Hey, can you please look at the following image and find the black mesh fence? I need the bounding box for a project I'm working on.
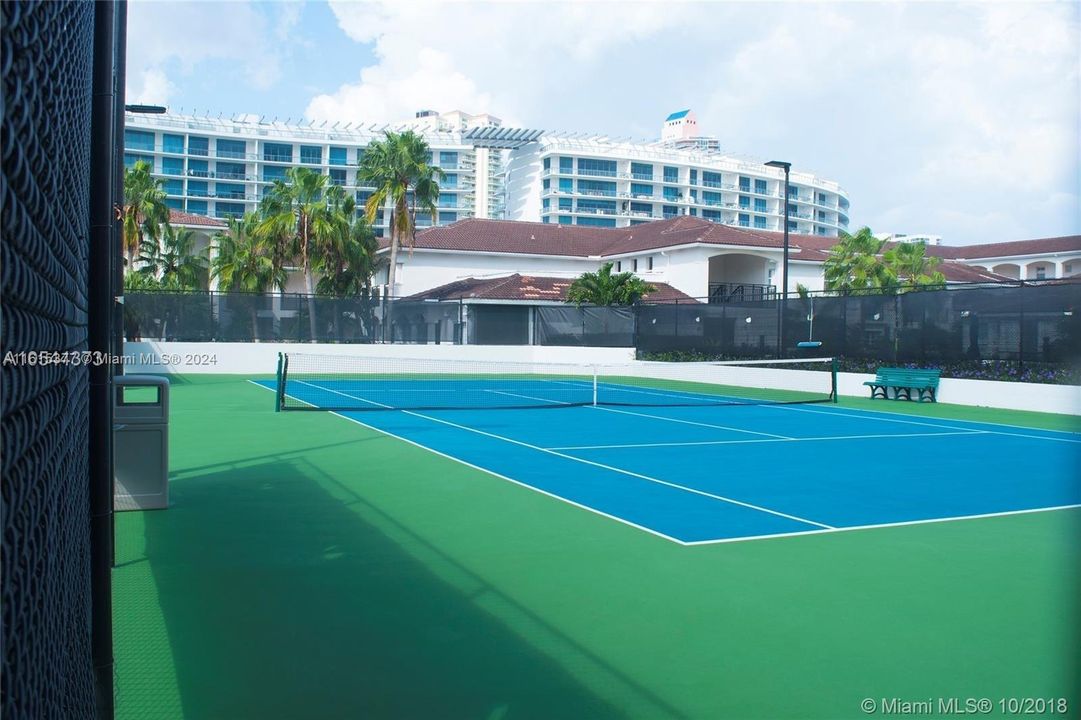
[2,1,98,717]
[534,306,634,346]
[123,283,1081,380]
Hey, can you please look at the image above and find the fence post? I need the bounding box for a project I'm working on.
[1018,281,1025,374]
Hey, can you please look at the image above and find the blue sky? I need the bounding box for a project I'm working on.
[127,1,1080,246]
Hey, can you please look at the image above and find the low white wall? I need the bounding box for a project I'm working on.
[123,341,635,376]
[123,342,1080,416]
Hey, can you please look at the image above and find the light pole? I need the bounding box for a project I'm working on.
[765,160,791,358]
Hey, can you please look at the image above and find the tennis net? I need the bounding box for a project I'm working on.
[275,353,838,412]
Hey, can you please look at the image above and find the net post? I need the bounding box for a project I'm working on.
[275,353,285,412]
[592,365,598,406]
[831,356,839,403]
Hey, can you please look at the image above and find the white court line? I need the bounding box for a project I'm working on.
[486,389,792,439]
[248,381,688,545]
[555,378,1081,444]
[550,430,988,451]
[592,405,795,439]
[254,379,1080,546]
[681,503,1081,546]
[300,381,833,530]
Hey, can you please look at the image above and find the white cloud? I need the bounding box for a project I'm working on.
[125,1,296,103]
[306,0,694,124]
[127,67,176,106]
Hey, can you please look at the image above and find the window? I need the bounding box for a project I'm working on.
[163,134,184,154]
[187,180,208,197]
[630,183,653,198]
[577,179,616,196]
[263,142,292,162]
[543,157,551,171]
[124,129,155,151]
[818,210,827,221]
[738,213,750,227]
[558,177,573,193]
[262,165,287,182]
[630,202,652,214]
[629,220,649,226]
[438,211,457,224]
[1036,267,1046,279]
[663,166,678,183]
[689,169,697,185]
[738,195,750,209]
[754,179,767,194]
[414,212,432,226]
[355,190,373,205]
[1065,263,1074,274]
[788,220,797,231]
[662,205,680,218]
[216,162,246,180]
[663,187,680,201]
[542,198,550,212]
[578,158,617,177]
[123,153,152,169]
[162,157,184,176]
[647,256,654,270]
[215,182,244,199]
[165,197,183,210]
[788,203,797,214]
[214,202,245,219]
[754,216,767,229]
[559,156,573,174]
[217,139,246,159]
[356,148,366,165]
[438,195,456,208]
[542,178,550,191]
[577,198,615,213]
[188,136,209,156]
[329,168,346,186]
[300,145,322,164]
[439,151,458,168]
[702,171,721,187]
[818,193,828,204]
[738,176,750,192]
[703,209,721,221]
[442,173,458,189]
[703,191,721,206]
[689,191,697,203]
[329,147,347,166]
[690,208,697,217]
[558,215,573,225]
[163,179,182,196]
[787,185,798,199]
[632,259,638,272]
[616,261,622,271]
[754,198,767,212]
[186,199,207,214]
[559,197,573,211]
[630,162,653,180]
[188,159,208,177]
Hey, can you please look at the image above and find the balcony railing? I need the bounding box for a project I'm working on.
[708,282,776,304]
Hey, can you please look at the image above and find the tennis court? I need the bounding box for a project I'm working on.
[257,354,1081,545]
[113,369,1081,720]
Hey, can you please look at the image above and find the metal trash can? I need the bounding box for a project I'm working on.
[114,375,170,511]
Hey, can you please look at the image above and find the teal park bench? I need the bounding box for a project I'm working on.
[864,367,941,403]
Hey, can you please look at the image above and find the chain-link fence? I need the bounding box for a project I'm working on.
[124,281,1081,380]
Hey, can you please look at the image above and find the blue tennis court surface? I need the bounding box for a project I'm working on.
[255,378,1081,544]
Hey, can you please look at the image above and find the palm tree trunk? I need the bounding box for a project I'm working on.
[385,218,400,340]
[301,217,319,342]
[250,306,260,342]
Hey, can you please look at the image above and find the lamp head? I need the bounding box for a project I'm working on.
[765,160,791,171]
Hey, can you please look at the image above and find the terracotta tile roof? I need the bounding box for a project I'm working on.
[406,273,698,303]
[936,262,1014,283]
[383,218,1079,266]
[168,209,227,228]
[925,235,1081,260]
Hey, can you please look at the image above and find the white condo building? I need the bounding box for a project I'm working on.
[124,108,850,238]
[122,109,514,235]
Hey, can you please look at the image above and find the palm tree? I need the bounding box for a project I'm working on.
[883,241,946,289]
[315,189,378,296]
[258,167,337,340]
[356,131,446,300]
[122,160,170,269]
[138,224,208,290]
[823,227,893,293]
[566,263,656,306]
[211,214,284,341]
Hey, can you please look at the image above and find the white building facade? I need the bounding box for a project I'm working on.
[122,109,508,236]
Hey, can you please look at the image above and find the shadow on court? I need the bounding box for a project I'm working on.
[127,457,682,720]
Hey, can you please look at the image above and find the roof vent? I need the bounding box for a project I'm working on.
[530,234,535,240]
